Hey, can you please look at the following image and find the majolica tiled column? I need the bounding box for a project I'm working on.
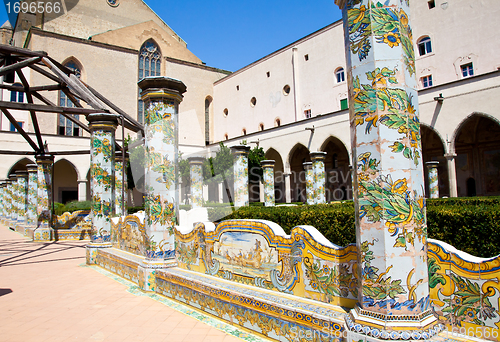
[26,164,38,235]
[15,170,28,231]
[303,162,314,205]
[231,145,250,208]
[115,151,128,217]
[4,178,13,223]
[261,160,275,207]
[10,174,19,224]
[138,77,186,285]
[86,114,118,264]
[188,157,205,209]
[0,182,5,222]
[34,155,54,241]
[310,152,326,204]
[335,0,442,339]
[426,161,439,199]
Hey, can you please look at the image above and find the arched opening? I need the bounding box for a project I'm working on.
[7,158,34,177]
[421,125,449,197]
[320,136,351,201]
[453,114,500,196]
[53,159,78,204]
[288,144,310,203]
[265,148,285,203]
[138,39,162,124]
[205,96,212,145]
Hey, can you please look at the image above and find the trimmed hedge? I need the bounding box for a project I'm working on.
[209,198,500,258]
[54,201,91,215]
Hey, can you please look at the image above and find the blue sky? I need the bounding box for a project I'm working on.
[0,0,343,72]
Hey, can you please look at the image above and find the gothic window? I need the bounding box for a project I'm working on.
[58,61,81,136]
[138,40,162,124]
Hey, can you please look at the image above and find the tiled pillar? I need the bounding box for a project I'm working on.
[445,153,457,197]
[303,162,314,205]
[34,155,54,241]
[231,145,250,208]
[5,178,14,223]
[138,77,186,287]
[425,161,440,199]
[26,164,38,230]
[11,174,20,224]
[115,151,129,217]
[0,182,5,221]
[261,160,275,207]
[86,114,119,264]
[15,170,28,230]
[335,0,442,339]
[188,157,204,209]
[310,152,326,204]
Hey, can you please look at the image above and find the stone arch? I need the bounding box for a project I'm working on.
[421,124,449,197]
[451,113,500,196]
[7,157,35,177]
[53,159,78,204]
[287,143,310,203]
[320,136,351,201]
[265,148,285,203]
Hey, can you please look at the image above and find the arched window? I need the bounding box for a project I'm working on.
[418,37,432,56]
[10,83,24,102]
[205,97,212,145]
[242,128,247,136]
[259,123,264,131]
[335,67,345,83]
[275,118,281,127]
[138,40,162,124]
[58,61,81,136]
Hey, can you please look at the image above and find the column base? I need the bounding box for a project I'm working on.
[86,242,112,265]
[33,227,54,242]
[138,257,177,292]
[24,226,36,239]
[344,304,444,340]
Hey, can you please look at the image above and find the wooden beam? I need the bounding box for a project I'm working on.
[0,56,41,76]
[1,108,40,152]
[29,64,63,84]
[42,57,105,109]
[16,69,44,151]
[0,100,108,115]
[0,83,61,92]
[0,150,36,155]
[84,82,144,133]
[0,45,48,58]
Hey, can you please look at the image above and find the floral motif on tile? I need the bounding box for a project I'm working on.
[347,0,415,75]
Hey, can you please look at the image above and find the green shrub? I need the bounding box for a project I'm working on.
[64,201,92,212]
[54,202,65,216]
[128,205,144,214]
[206,198,500,257]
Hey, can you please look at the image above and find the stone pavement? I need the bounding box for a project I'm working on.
[0,224,269,342]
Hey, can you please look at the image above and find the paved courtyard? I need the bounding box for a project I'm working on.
[0,224,266,342]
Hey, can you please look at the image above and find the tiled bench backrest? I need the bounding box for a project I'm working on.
[175,219,359,308]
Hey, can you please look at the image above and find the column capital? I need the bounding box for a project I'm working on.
[26,164,38,173]
[187,156,205,165]
[444,153,457,160]
[87,113,120,131]
[310,151,327,161]
[302,161,313,170]
[138,76,187,103]
[14,170,28,178]
[115,151,129,162]
[8,174,16,181]
[231,145,250,156]
[35,154,54,164]
[260,160,275,169]
[425,161,440,168]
